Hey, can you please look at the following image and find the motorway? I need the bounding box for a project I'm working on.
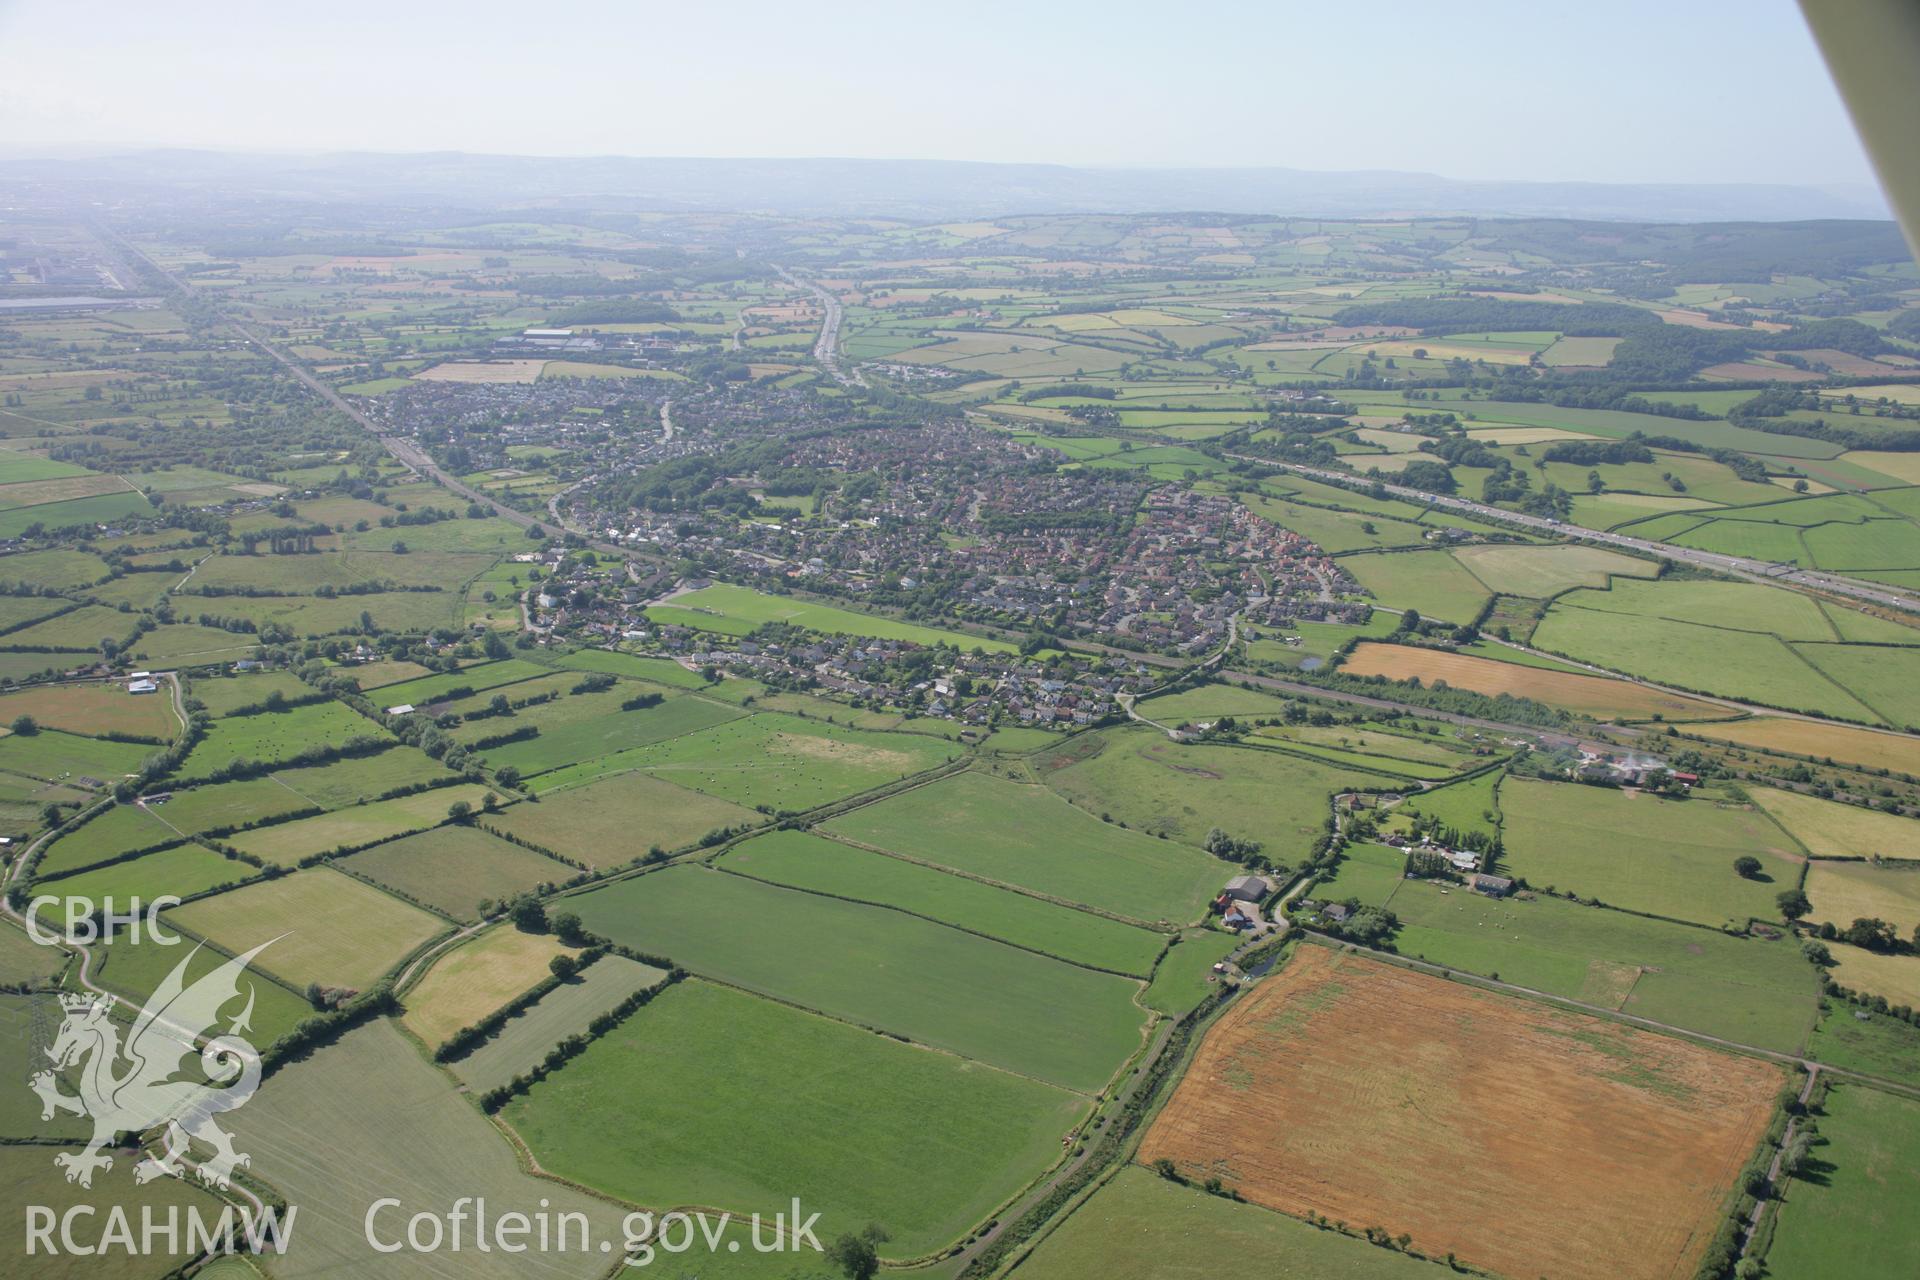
[1220,449,1920,613]
[774,264,864,387]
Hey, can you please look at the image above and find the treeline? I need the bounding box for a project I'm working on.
[546,300,683,325]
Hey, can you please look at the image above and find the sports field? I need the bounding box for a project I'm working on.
[1766,1084,1920,1280]
[507,979,1085,1258]
[1500,779,1802,926]
[1339,642,1736,721]
[565,865,1145,1092]
[719,828,1167,975]
[822,768,1222,923]
[168,867,447,991]
[1138,946,1783,1280]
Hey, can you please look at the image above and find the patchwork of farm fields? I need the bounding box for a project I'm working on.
[1139,946,1785,1280]
[566,865,1146,1092]
[1338,641,1738,721]
[1500,778,1802,927]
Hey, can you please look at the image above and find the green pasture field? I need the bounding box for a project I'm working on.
[649,582,1017,652]
[1035,728,1380,872]
[1244,733,1460,780]
[1347,392,1845,459]
[268,745,459,808]
[1451,543,1658,596]
[1015,1165,1440,1280]
[483,769,755,866]
[399,924,574,1047]
[751,688,968,738]
[40,843,256,919]
[0,602,141,651]
[1342,550,1492,622]
[719,829,1166,975]
[1793,643,1920,729]
[1140,929,1243,1016]
[0,595,66,632]
[0,727,154,783]
[126,623,260,667]
[228,1019,628,1280]
[1253,721,1473,770]
[1389,880,1819,1053]
[86,930,313,1049]
[343,824,568,921]
[1239,491,1429,552]
[1315,842,1407,907]
[472,692,747,776]
[1767,1084,1920,1279]
[1394,770,1502,835]
[368,657,550,706]
[506,979,1086,1259]
[34,802,175,876]
[1136,683,1299,722]
[1807,1004,1920,1088]
[823,769,1222,924]
[0,681,176,738]
[229,781,495,865]
[0,490,153,537]
[0,549,109,589]
[566,866,1145,1092]
[542,646,712,689]
[341,657,434,689]
[1751,785,1920,863]
[451,953,667,1096]
[197,589,466,636]
[546,711,960,809]
[168,867,447,991]
[1532,600,1882,723]
[1242,615,1401,671]
[0,995,89,1139]
[0,923,63,987]
[0,1144,230,1280]
[188,669,313,715]
[149,776,316,834]
[177,700,385,780]
[79,572,174,609]
[1501,779,1800,926]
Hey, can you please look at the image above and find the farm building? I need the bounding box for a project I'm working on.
[127,678,157,694]
[1473,874,1515,897]
[1222,899,1262,931]
[1223,874,1270,902]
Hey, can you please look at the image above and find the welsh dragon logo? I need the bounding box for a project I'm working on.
[31,941,272,1190]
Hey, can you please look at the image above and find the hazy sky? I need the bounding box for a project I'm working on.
[0,0,1878,188]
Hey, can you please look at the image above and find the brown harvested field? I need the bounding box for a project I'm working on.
[1683,716,1920,776]
[1139,947,1784,1280]
[413,359,547,384]
[1339,642,1737,722]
